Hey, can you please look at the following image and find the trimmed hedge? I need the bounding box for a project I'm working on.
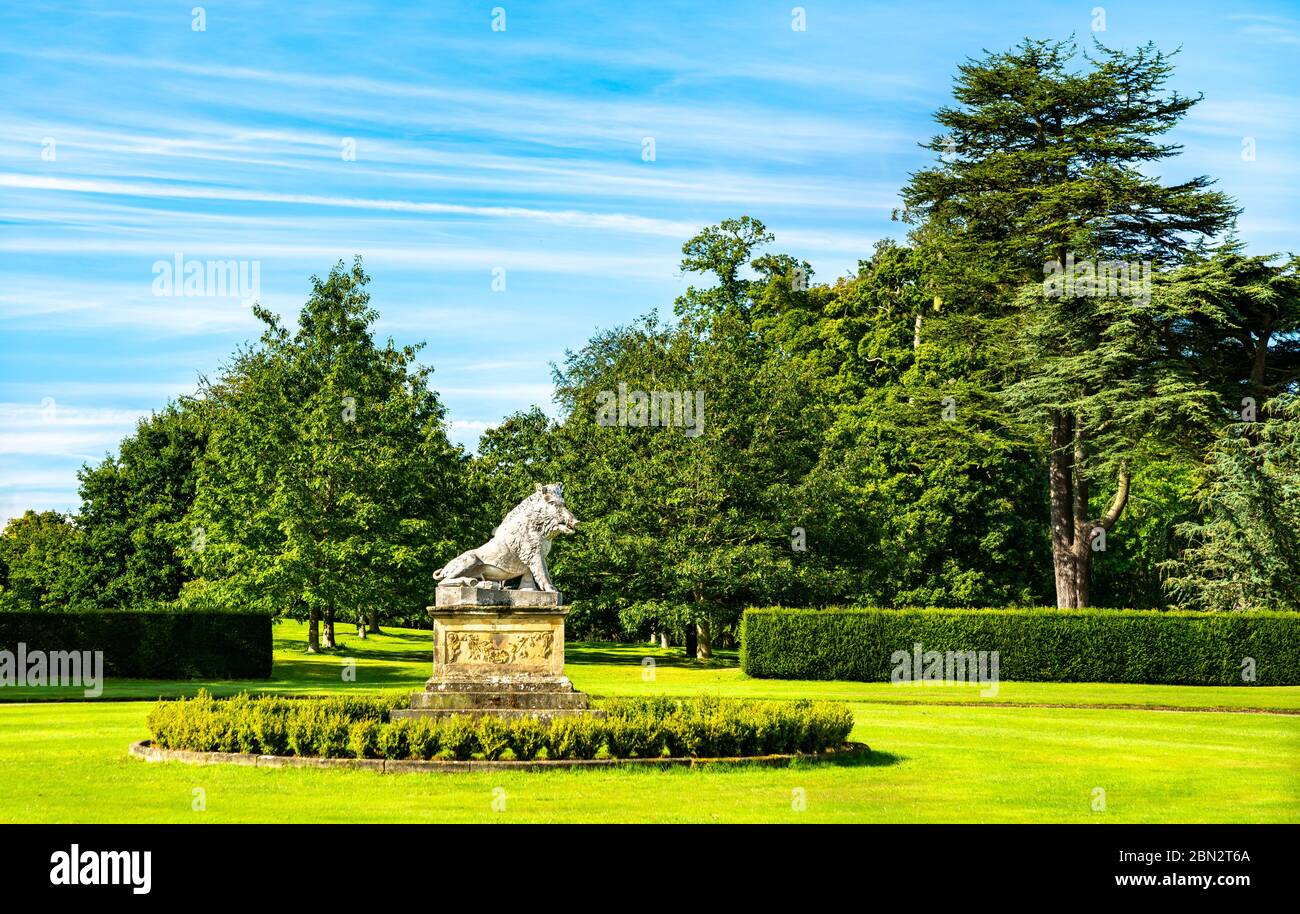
[740,606,1300,686]
[145,692,855,760]
[0,611,273,679]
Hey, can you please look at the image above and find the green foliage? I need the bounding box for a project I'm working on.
[348,719,383,759]
[1004,265,1224,490]
[376,717,412,760]
[475,715,511,760]
[0,611,272,679]
[0,511,81,612]
[405,717,441,760]
[545,716,603,760]
[545,300,826,645]
[602,715,666,758]
[1091,454,1199,608]
[250,702,289,756]
[1166,249,1300,406]
[506,716,548,760]
[792,253,1054,607]
[485,215,1075,641]
[437,714,479,760]
[286,704,351,758]
[469,406,561,533]
[185,258,477,636]
[70,403,208,610]
[146,694,853,759]
[600,696,852,757]
[147,691,402,755]
[741,607,1300,685]
[1164,397,1300,610]
[676,215,775,322]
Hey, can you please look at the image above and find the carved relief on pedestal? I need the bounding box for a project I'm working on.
[445,630,554,665]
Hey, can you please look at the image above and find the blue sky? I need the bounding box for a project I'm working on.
[2,0,1298,525]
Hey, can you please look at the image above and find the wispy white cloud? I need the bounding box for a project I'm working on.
[1183,96,1300,137]
[0,173,707,238]
[0,236,678,281]
[0,279,263,335]
[2,48,908,160]
[0,119,900,213]
[0,382,201,401]
[0,402,144,427]
[0,419,143,460]
[0,429,101,456]
[1227,14,1300,46]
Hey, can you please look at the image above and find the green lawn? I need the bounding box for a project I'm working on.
[2,621,1297,823]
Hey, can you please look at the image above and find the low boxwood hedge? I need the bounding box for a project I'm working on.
[145,691,855,760]
[0,611,273,679]
[740,606,1300,685]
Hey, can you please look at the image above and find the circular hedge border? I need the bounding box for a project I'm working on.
[130,739,870,773]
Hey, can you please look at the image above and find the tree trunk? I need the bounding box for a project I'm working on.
[659,632,669,649]
[367,608,381,635]
[684,624,698,659]
[1048,411,1081,607]
[356,617,367,639]
[696,621,713,660]
[307,606,321,654]
[322,606,336,649]
[1048,411,1130,608]
[1251,328,1271,390]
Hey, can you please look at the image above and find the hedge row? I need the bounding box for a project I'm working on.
[146,692,855,760]
[0,612,273,679]
[740,607,1300,685]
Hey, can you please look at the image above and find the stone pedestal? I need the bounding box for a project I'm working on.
[392,585,602,720]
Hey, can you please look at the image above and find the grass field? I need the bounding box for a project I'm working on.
[1,621,1297,823]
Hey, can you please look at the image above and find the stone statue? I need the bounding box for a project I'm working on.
[432,483,578,592]
[400,482,599,721]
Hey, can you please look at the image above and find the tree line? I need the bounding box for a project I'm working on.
[2,38,1297,654]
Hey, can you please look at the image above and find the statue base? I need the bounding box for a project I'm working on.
[392,586,603,721]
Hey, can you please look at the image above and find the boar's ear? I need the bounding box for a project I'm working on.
[552,483,564,498]
[534,482,544,494]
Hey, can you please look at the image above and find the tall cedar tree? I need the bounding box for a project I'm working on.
[902,39,1237,606]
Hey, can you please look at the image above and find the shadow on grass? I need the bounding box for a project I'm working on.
[271,627,431,672]
[819,749,905,769]
[567,642,739,670]
[273,627,429,655]
[692,748,904,772]
[273,644,430,664]
[270,658,425,688]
